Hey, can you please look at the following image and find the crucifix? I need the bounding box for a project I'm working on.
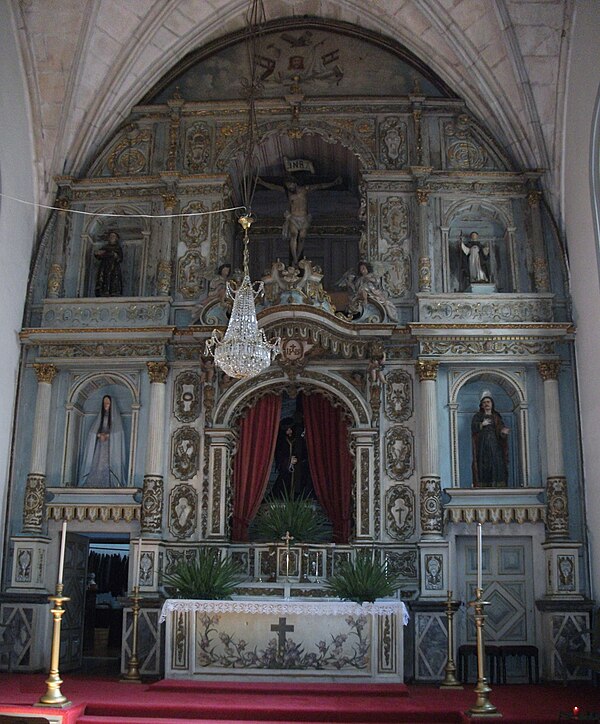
[270,616,295,660]
[282,530,294,580]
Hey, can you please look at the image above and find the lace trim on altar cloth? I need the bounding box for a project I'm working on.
[159,598,409,625]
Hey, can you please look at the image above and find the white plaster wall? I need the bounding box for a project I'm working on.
[0,3,36,568]
[563,0,600,600]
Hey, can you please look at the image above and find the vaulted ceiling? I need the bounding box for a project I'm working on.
[13,0,572,222]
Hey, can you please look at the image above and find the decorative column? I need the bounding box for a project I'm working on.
[528,191,550,293]
[416,188,432,292]
[205,429,236,540]
[157,193,177,296]
[46,196,69,298]
[417,359,442,539]
[538,361,568,540]
[23,364,58,533]
[350,429,378,541]
[141,362,169,536]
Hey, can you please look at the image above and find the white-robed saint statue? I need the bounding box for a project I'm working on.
[80,394,127,488]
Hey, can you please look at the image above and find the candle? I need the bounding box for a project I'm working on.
[476,523,483,591]
[57,521,67,585]
[133,537,142,589]
[447,547,453,595]
[573,706,580,718]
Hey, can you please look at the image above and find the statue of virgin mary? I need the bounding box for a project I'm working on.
[80,395,127,488]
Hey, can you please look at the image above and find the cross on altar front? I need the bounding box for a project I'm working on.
[271,616,294,657]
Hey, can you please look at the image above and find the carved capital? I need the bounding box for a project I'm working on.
[546,476,569,539]
[23,473,46,533]
[141,475,164,533]
[416,359,439,382]
[527,190,542,207]
[419,477,443,536]
[156,259,172,296]
[415,188,430,206]
[33,363,58,385]
[147,361,169,384]
[46,264,64,298]
[56,197,70,210]
[538,360,561,381]
[162,193,178,211]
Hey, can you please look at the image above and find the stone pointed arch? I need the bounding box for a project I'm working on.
[448,367,529,488]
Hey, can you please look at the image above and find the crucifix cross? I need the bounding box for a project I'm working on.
[270,616,294,657]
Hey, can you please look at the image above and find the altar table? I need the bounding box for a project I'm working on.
[160,598,408,681]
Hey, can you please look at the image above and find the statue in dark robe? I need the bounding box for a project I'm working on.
[471,391,510,487]
[95,230,123,297]
[271,418,312,498]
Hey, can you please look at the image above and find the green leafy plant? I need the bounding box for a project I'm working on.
[252,490,332,543]
[162,548,241,600]
[324,554,403,603]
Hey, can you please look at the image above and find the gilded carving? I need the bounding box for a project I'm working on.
[15,547,33,583]
[385,550,417,579]
[47,503,141,523]
[379,118,407,168]
[157,259,172,296]
[147,361,169,384]
[139,550,154,587]
[420,339,555,356]
[385,426,414,481]
[33,363,58,385]
[171,427,201,481]
[533,257,550,293]
[359,448,370,537]
[384,369,413,422]
[557,555,576,592]
[419,298,553,324]
[415,188,430,206]
[106,127,152,176]
[169,483,198,539]
[444,115,487,170]
[538,361,561,381]
[418,256,431,292]
[180,201,209,249]
[23,473,46,532]
[41,299,170,328]
[178,250,206,299]
[381,251,412,298]
[174,371,202,423]
[416,359,439,382]
[39,343,165,359]
[212,449,223,535]
[424,554,444,590]
[420,477,443,535]
[47,263,64,298]
[185,121,211,172]
[527,190,542,207]
[385,484,415,540]
[380,197,409,244]
[141,475,164,533]
[546,476,569,538]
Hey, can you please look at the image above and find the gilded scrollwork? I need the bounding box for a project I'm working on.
[385,484,415,540]
[419,477,443,536]
[39,343,165,359]
[184,121,211,172]
[385,426,414,481]
[420,338,555,356]
[418,256,431,292]
[169,483,198,539]
[106,126,152,176]
[171,427,201,481]
[538,360,561,381]
[174,371,202,423]
[380,197,409,244]
[379,118,407,168]
[444,115,487,170]
[33,363,58,385]
[179,201,209,249]
[546,476,569,539]
[177,250,206,300]
[384,369,413,422]
[385,549,417,579]
[141,475,164,534]
[147,361,169,384]
[419,298,553,324]
[23,474,45,532]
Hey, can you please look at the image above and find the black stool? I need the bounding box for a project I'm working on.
[457,644,502,683]
[499,644,539,683]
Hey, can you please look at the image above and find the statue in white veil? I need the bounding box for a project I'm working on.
[80,395,127,488]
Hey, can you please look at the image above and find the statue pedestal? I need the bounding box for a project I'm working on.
[160,598,407,681]
[467,283,496,294]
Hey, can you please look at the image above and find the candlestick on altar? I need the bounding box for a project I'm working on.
[36,583,71,707]
[466,587,501,718]
[57,521,67,586]
[440,590,463,689]
[120,585,143,683]
[476,523,483,592]
[133,537,142,589]
[282,530,293,581]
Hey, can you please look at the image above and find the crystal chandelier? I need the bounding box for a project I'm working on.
[205,215,280,379]
[204,0,280,379]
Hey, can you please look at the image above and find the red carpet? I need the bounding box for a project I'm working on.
[0,674,599,723]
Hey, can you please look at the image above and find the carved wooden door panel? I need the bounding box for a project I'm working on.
[458,535,534,646]
[60,533,88,671]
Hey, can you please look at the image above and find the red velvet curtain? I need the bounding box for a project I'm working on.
[232,394,282,541]
[303,393,352,543]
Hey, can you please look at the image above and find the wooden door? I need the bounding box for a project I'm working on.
[60,533,89,671]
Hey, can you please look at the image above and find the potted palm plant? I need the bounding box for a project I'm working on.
[162,547,241,599]
[324,554,403,604]
[252,490,332,543]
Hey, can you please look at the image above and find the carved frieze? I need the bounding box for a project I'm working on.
[385,426,414,481]
[379,118,407,168]
[171,427,201,481]
[174,371,202,423]
[385,550,417,579]
[384,369,413,422]
[39,343,165,359]
[41,299,171,328]
[419,338,555,357]
[380,197,410,244]
[385,484,415,540]
[169,483,198,539]
[418,296,553,324]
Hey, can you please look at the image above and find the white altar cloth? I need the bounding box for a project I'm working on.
[160,598,408,680]
[159,598,409,624]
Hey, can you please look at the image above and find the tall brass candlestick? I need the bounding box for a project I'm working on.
[466,588,501,718]
[36,583,71,707]
[120,585,143,683]
[440,591,463,689]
